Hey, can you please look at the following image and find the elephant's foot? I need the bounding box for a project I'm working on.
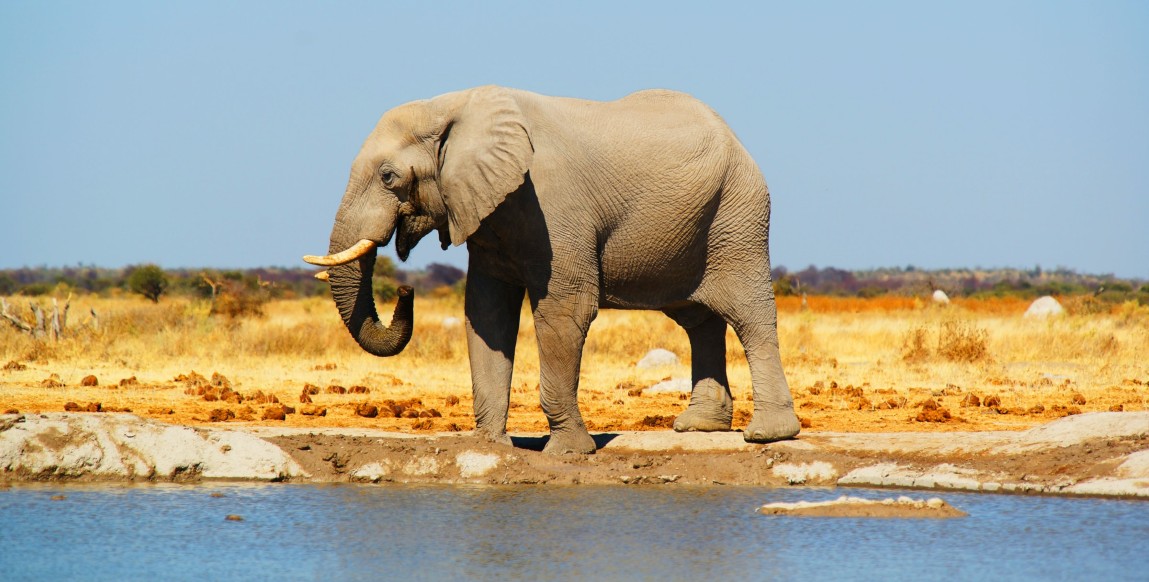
[542,429,597,455]
[473,427,513,447]
[673,380,733,432]
[743,408,801,443]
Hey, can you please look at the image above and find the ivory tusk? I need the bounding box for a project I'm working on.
[302,239,377,267]
[314,271,330,281]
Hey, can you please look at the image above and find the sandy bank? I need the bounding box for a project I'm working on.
[2,412,1146,498]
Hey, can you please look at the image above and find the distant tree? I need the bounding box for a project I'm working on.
[126,264,168,303]
[773,274,797,296]
[19,283,51,296]
[425,263,465,288]
[376,256,398,279]
[0,273,15,295]
[374,276,399,302]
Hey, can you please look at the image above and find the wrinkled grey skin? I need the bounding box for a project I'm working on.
[320,86,799,454]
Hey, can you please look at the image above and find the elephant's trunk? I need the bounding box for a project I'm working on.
[327,251,414,357]
[322,199,413,356]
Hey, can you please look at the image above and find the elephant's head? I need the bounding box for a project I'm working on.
[303,86,534,356]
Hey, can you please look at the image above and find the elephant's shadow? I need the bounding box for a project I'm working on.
[510,433,620,452]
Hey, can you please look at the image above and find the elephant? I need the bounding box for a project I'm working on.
[304,86,800,454]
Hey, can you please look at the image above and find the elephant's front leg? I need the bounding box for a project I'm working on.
[464,269,525,446]
[531,293,598,455]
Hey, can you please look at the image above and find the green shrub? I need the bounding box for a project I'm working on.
[18,282,51,297]
[126,264,169,303]
[374,277,399,302]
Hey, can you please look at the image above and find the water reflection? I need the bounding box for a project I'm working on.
[1,484,1146,581]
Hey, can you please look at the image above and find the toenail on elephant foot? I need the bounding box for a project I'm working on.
[743,410,801,443]
[673,408,733,433]
[542,431,597,455]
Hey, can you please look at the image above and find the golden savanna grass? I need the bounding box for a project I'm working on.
[1,292,1147,434]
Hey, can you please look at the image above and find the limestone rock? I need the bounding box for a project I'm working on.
[0,413,306,481]
[645,377,692,394]
[771,461,838,484]
[758,495,966,518]
[1024,295,1064,318]
[456,450,500,478]
[636,348,678,369]
[351,461,392,483]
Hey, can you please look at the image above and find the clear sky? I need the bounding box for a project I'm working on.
[2,1,1146,277]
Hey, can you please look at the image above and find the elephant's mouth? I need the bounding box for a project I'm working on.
[395,212,440,262]
[395,213,412,262]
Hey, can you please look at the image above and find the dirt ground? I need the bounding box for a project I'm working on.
[2,295,1146,439]
[1,360,1146,437]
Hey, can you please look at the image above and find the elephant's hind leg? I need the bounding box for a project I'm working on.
[665,308,733,432]
[703,278,800,443]
[737,328,801,443]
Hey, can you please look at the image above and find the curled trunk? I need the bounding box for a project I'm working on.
[328,250,414,357]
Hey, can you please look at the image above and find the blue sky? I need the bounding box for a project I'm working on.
[2,1,1146,277]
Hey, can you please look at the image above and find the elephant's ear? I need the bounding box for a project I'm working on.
[438,87,533,246]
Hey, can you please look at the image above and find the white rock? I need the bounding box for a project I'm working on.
[351,461,392,482]
[771,461,838,484]
[1001,411,1149,453]
[838,462,989,491]
[1024,295,1064,318]
[456,450,500,478]
[201,430,305,480]
[1116,449,1149,478]
[0,413,305,481]
[636,348,679,369]
[645,377,692,394]
[931,289,950,304]
[759,494,952,512]
[402,456,440,476]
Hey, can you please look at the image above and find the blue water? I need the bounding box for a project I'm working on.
[1,484,1146,581]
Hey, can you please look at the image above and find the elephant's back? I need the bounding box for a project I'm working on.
[519,89,732,199]
[509,89,761,306]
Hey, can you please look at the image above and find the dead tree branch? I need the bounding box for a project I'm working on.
[1,298,33,333]
[1,295,74,340]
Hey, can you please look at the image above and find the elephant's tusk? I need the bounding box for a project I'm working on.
[314,270,330,281]
[302,239,377,266]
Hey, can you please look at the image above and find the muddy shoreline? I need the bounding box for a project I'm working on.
[2,412,1147,498]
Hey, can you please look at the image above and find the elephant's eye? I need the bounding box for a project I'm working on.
[381,171,396,186]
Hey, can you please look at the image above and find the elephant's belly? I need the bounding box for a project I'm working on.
[598,237,707,310]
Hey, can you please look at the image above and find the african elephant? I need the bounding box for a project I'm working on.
[304,86,799,454]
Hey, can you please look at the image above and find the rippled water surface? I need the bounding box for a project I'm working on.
[2,484,1147,581]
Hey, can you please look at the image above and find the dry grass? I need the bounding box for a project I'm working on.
[1,293,1147,435]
